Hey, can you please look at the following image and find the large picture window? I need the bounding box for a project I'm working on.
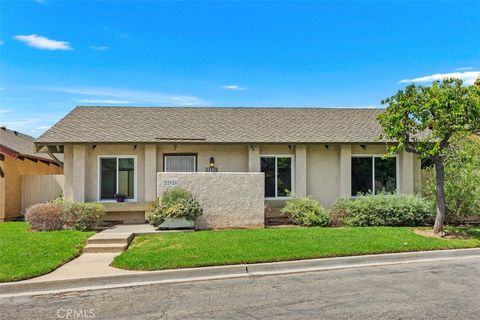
[164,154,197,172]
[351,156,397,196]
[99,156,136,201]
[261,156,293,198]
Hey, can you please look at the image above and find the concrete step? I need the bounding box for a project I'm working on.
[87,233,134,245]
[266,216,293,226]
[83,243,129,253]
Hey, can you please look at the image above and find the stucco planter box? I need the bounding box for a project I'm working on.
[158,218,195,229]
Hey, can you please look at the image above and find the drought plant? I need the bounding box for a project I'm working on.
[25,203,73,231]
[147,187,203,227]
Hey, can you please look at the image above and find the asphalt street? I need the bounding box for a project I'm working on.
[1,256,479,320]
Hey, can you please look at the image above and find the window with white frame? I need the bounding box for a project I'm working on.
[260,156,293,198]
[351,155,397,196]
[99,156,136,200]
[164,154,197,172]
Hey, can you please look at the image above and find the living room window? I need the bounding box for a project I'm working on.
[260,156,293,198]
[351,155,397,196]
[164,154,197,172]
[98,156,136,201]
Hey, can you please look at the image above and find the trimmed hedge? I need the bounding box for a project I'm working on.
[281,196,330,226]
[26,198,105,231]
[330,194,434,227]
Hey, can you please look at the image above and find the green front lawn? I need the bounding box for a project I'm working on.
[112,227,480,271]
[0,222,94,282]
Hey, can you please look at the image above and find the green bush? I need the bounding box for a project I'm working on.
[50,197,105,231]
[423,135,480,224]
[281,196,330,226]
[147,188,203,227]
[330,194,434,227]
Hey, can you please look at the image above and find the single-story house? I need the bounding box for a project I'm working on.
[34,106,421,228]
[0,127,63,221]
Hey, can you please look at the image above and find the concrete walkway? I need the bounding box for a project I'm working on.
[24,224,176,283]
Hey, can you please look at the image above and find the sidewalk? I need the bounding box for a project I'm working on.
[1,248,479,297]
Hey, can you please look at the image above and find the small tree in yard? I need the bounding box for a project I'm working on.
[378,78,480,234]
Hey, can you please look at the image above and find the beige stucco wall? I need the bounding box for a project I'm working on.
[64,144,146,203]
[306,144,342,206]
[157,172,265,229]
[0,154,62,221]
[61,142,422,222]
[157,144,248,172]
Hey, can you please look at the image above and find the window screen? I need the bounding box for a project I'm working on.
[164,155,196,172]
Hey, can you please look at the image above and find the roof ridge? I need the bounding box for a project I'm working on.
[75,105,385,110]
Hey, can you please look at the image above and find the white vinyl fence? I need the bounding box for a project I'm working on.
[21,175,64,213]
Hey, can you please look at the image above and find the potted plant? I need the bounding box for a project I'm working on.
[114,193,126,202]
[146,187,202,229]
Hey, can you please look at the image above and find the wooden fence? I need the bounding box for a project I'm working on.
[21,175,64,213]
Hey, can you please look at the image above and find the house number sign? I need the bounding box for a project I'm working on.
[163,179,178,187]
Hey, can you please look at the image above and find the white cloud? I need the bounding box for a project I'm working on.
[35,125,50,130]
[0,108,12,114]
[221,85,246,91]
[0,111,68,137]
[454,67,473,71]
[399,71,479,85]
[90,45,109,51]
[33,86,209,106]
[75,99,135,104]
[14,34,72,51]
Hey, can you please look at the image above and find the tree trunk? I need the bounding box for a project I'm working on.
[433,154,446,234]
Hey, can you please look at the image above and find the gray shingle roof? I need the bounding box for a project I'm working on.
[0,127,63,162]
[36,106,386,144]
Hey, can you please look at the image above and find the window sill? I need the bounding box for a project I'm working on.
[97,199,138,203]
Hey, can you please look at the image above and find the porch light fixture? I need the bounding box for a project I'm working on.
[209,157,215,168]
[288,145,293,151]
[360,145,367,150]
[324,145,329,150]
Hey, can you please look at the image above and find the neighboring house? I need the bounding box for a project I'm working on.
[34,106,422,226]
[0,127,63,221]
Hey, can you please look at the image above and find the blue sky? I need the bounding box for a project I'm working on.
[0,1,479,137]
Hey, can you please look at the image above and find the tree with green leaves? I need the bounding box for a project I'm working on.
[378,78,480,233]
[423,135,480,223]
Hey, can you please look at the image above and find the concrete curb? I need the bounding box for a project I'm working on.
[1,248,479,297]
